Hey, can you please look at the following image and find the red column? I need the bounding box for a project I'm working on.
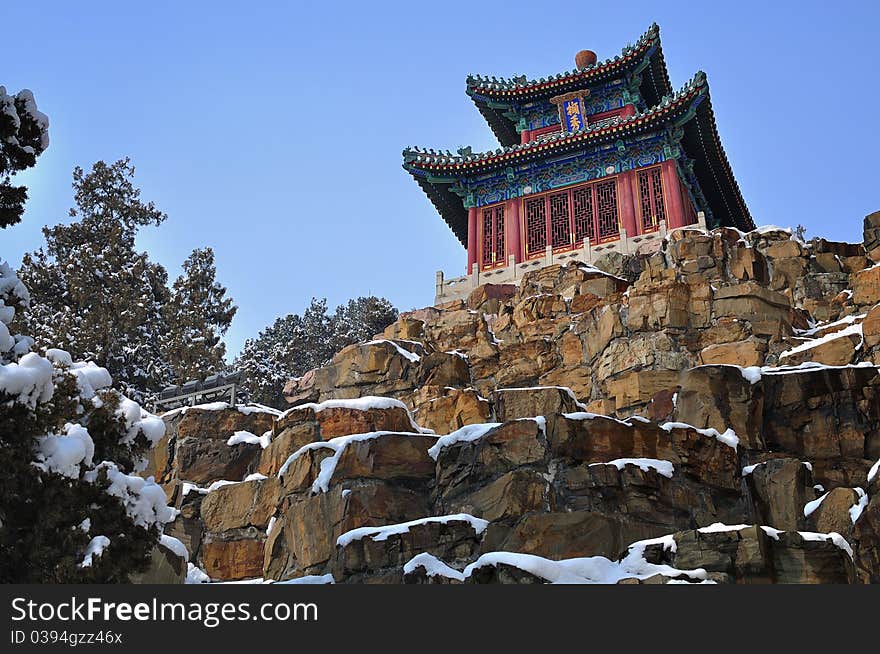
[520,130,531,144]
[621,104,636,119]
[467,206,478,272]
[506,198,521,263]
[618,170,638,237]
[661,160,686,229]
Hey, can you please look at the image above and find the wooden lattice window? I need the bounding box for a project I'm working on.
[637,166,665,232]
[525,197,547,255]
[480,204,505,269]
[572,186,595,243]
[522,178,620,258]
[596,180,619,240]
[549,192,571,248]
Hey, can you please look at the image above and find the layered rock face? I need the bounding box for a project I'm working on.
[148,218,880,584]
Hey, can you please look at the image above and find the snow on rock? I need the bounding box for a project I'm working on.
[868,458,880,484]
[79,536,110,568]
[797,531,854,559]
[277,441,336,478]
[797,313,866,338]
[159,534,189,560]
[84,462,176,528]
[363,339,421,363]
[695,523,783,541]
[337,514,489,548]
[462,534,707,584]
[34,423,95,478]
[163,402,281,419]
[660,421,739,449]
[850,488,868,524]
[186,563,211,584]
[427,422,501,460]
[312,431,430,493]
[280,395,426,432]
[779,323,863,361]
[0,351,54,406]
[589,458,674,478]
[739,366,763,385]
[404,553,466,581]
[180,479,249,496]
[563,411,634,427]
[804,492,830,518]
[275,574,335,585]
[227,430,272,448]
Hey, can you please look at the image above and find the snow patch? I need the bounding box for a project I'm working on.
[850,488,868,524]
[660,421,739,449]
[589,458,674,478]
[337,514,489,548]
[404,553,466,581]
[804,492,830,518]
[159,535,189,560]
[797,531,853,559]
[427,422,501,460]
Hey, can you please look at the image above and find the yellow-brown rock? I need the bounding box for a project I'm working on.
[200,538,265,581]
[200,477,282,532]
[853,265,880,306]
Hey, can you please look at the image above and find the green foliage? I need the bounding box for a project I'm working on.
[235,296,398,407]
[0,86,49,228]
[17,159,236,401]
[163,248,237,384]
[0,263,167,583]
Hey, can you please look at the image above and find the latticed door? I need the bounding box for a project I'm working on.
[549,192,573,250]
[637,166,665,232]
[572,186,595,243]
[525,196,547,257]
[595,179,619,241]
[480,204,505,269]
[523,178,621,259]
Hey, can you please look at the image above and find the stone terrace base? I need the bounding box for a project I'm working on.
[435,213,706,305]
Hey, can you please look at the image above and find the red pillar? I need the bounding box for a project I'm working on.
[520,130,531,144]
[618,170,638,237]
[467,206,478,272]
[661,160,687,229]
[621,104,636,119]
[506,198,521,263]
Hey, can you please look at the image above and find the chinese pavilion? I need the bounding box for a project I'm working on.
[403,24,755,303]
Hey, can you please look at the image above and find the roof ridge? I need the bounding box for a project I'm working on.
[465,23,661,92]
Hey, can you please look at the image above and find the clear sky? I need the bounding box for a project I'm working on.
[3,0,878,358]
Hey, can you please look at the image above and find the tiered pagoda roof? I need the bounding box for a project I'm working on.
[403,25,755,246]
[466,23,672,147]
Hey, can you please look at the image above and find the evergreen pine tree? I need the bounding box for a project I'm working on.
[0,260,175,583]
[0,86,49,228]
[234,296,398,407]
[17,158,172,401]
[163,248,237,383]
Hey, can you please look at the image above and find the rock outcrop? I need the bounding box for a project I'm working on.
[145,218,880,584]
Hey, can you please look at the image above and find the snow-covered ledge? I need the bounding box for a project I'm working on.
[435,213,706,305]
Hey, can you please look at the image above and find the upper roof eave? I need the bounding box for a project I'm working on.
[465,23,669,102]
[404,72,707,176]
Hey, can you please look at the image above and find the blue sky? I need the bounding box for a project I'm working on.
[3,1,878,358]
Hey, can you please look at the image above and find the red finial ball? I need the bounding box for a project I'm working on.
[575,50,597,69]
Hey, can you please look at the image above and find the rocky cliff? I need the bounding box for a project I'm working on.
[148,212,880,584]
